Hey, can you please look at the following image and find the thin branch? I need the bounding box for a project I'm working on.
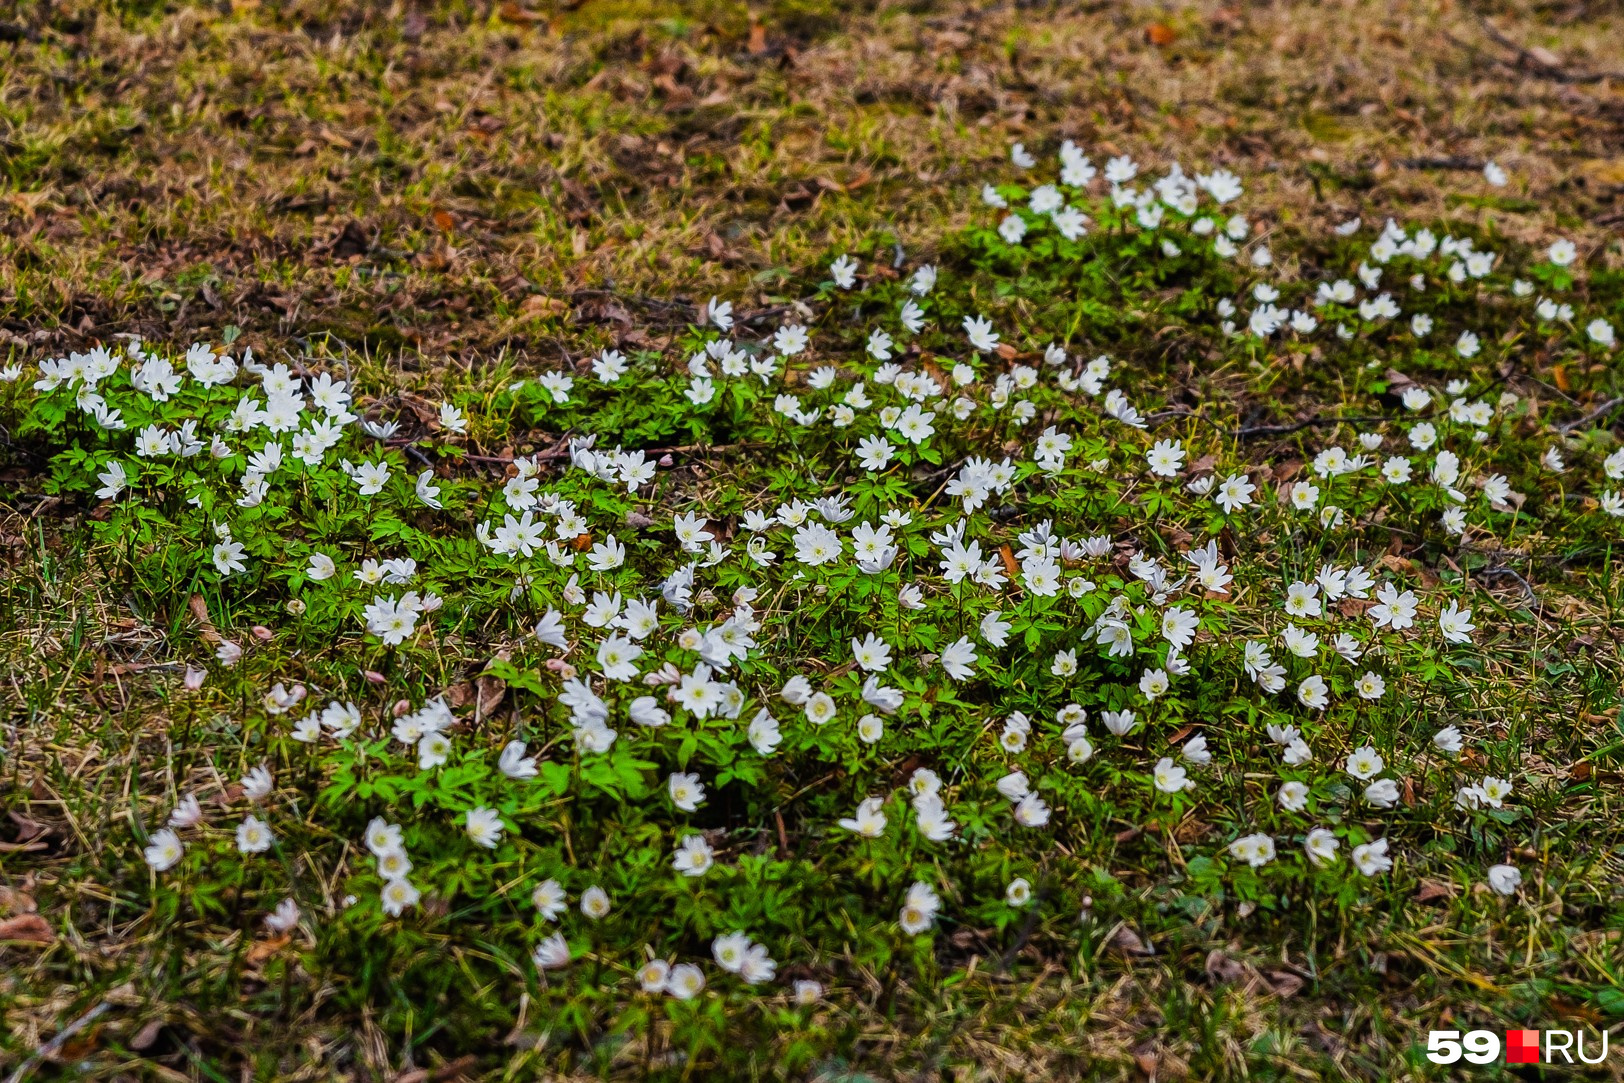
[1474,14,1624,84]
[1148,409,1412,439]
[1475,566,1538,609]
[1399,156,1483,171]
[5,1000,112,1083]
[1556,396,1624,434]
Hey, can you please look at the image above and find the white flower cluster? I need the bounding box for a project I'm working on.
[17,141,1613,1002]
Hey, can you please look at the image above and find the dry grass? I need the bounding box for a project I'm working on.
[2,0,1622,366]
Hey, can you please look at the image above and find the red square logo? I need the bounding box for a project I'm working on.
[1506,1029,1541,1064]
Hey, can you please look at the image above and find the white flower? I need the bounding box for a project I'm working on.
[666,963,706,999]
[899,880,940,934]
[580,886,611,920]
[376,852,416,888]
[1139,668,1170,701]
[532,879,566,920]
[1101,709,1137,736]
[592,349,629,382]
[1364,779,1400,808]
[963,314,999,353]
[596,634,643,682]
[437,402,467,434]
[773,324,809,356]
[1145,439,1185,477]
[638,959,671,993]
[668,771,706,812]
[381,878,421,916]
[212,537,247,576]
[1153,757,1193,794]
[1353,838,1392,876]
[264,898,300,932]
[415,469,443,509]
[1486,864,1522,895]
[236,815,274,854]
[94,460,129,499]
[1304,828,1339,866]
[533,932,571,969]
[1284,581,1322,619]
[465,806,504,848]
[1005,877,1033,907]
[499,740,539,779]
[1214,473,1255,513]
[705,297,733,330]
[587,535,627,570]
[143,828,185,871]
[1438,602,1476,644]
[1012,792,1050,827]
[851,633,893,673]
[352,460,391,495]
[241,764,274,801]
[672,834,715,877]
[1355,671,1386,700]
[939,637,977,681]
[1160,607,1198,649]
[838,796,887,838]
[1369,583,1418,631]
[1228,833,1276,867]
[168,794,203,829]
[1345,745,1384,780]
[365,818,403,856]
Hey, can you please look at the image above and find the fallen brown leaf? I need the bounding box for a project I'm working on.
[474,663,508,720]
[0,912,54,944]
[129,1018,166,1051]
[1415,880,1454,903]
[188,594,222,643]
[394,1054,480,1083]
[245,934,290,965]
[497,2,544,25]
[1111,926,1154,956]
[519,294,567,318]
[1260,968,1305,997]
[0,885,38,914]
[998,544,1019,580]
[1204,949,1247,984]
